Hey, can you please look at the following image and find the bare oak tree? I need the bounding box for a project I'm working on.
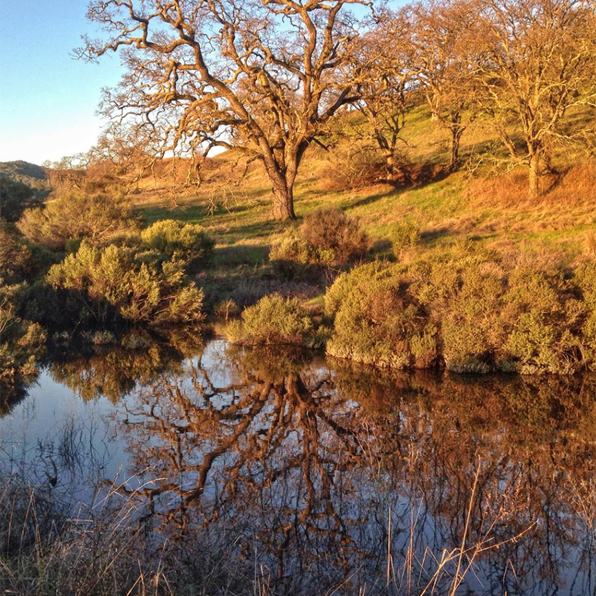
[400,0,482,170]
[474,0,596,197]
[79,0,369,220]
[350,12,411,181]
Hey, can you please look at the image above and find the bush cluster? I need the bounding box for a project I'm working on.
[319,145,389,190]
[390,220,420,255]
[270,207,370,268]
[325,251,596,375]
[17,192,137,250]
[325,262,438,369]
[0,177,40,222]
[140,219,214,272]
[45,241,205,328]
[225,294,320,347]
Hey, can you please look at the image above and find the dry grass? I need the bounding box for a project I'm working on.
[85,104,595,291]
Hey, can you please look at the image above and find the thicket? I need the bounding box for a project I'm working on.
[44,241,205,328]
[140,219,214,272]
[0,220,54,284]
[0,190,215,383]
[17,191,137,250]
[0,177,41,222]
[325,252,596,375]
[270,207,370,268]
[226,294,322,348]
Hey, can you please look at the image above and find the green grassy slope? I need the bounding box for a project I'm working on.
[131,106,595,283]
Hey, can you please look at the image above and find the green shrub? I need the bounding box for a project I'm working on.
[0,220,35,284]
[140,219,214,271]
[325,262,438,369]
[324,261,404,317]
[441,268,509,373]
[574,263,596,369]
[270,208,370,268]
[270,232,327,266]
[324,254,596,375]
[17,192,137,250]
[225,294,317,347]
[390,221,420,255]
[502,270,584,375]
[0,285,46,384]
[45,241,205,328]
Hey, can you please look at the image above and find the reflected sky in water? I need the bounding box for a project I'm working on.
[1,338,596,595]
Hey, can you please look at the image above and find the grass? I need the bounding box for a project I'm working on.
[104,105,595,314]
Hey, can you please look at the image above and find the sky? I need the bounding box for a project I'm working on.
[0,1,398,166]
[0,0,122,165]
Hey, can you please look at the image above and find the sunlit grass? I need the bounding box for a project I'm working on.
[128,106,595,287]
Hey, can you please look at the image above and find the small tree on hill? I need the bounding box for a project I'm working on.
[399,0,482,170]
[79,0,370,221]
[474,0,596,198]
[350,12,411,180]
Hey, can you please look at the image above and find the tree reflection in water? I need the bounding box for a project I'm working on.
[106,343,596,595]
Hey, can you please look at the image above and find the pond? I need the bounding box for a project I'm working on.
[1,337,596,595]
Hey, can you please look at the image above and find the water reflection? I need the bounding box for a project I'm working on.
[47,329,203,403]
[105,345,596,595]
[1,339,596,594]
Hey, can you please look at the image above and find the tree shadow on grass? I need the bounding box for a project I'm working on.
[140,204,208,224]
[212,219,286,244]
[346,166,455,211]
[210,244,271,268]
[419,227,455,243]
[344,188,398,210]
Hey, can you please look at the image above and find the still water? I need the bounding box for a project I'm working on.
[1,337,596,595]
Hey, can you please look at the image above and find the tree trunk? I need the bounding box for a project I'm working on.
[528,152,542,200]
[261,141,307,221]
[271,183,296,221]
[448,127,464,171]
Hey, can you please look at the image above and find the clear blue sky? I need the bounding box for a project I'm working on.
[0,0,122,164]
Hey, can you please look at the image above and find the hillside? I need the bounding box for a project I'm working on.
[0,161,51,194]
[126,107,596,273]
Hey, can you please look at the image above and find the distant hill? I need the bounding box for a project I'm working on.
[0,161,51,192]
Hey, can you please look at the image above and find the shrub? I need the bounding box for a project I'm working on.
[502,270,584,374]
[214,299,240,321]
[574,263,596,369]
[271,207,370,268]
[390,221,420,255]
[0,220,35,284]
[225,294,317,347]
[325,262,438,369]
[301,207,370,263]
[319,145,388,190]
[0,177,39,222]
[17,192,137,250]
[441,268,509,373]
[324,254,596,375]
[270,232,327,266]
[140,219,214,271]
[0,285,46,384]
[45,241,205,328]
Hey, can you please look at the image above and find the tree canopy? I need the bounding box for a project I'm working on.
[79,0,596,213]
[80,0,371,220]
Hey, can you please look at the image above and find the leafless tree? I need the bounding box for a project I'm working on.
[79,0,370,220]
[474,0,596,197]
[400,0,482,170]
[349,12,411,180]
